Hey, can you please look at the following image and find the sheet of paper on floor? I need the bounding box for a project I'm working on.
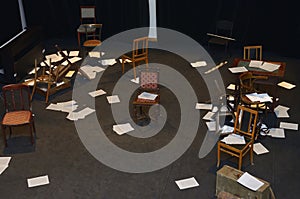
[277,81,296,89]
[99,59,117,66]
[274,105,290,118]
[267,128,285,138]
[195,103,212,110]
[88,89,107,97]
[237,172,264,191]
[69,50,79,57]
[253,143,269,155]
[130,77,139,84]
[107,95,120,104]
[279,122,298,130]
[0,157,11,175]
[113,123,134,135]
[65,70,75,78]
[27,175,50,188]
[226,83,236,90]
[175,177,199,190]
[190,61,207,67]
[202,111,215,120]
[89,51,101,58]
[206,121,216,131]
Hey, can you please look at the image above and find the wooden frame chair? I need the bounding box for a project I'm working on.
[82,23,102,48]
[1,83,36,147]
[243,45,263,60]
[77,5,96,46]
[217,105,259,170]
[121,37,149,79]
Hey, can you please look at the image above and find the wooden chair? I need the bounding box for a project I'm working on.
[217,105,259,170]
[243,45,263,60]
[121,37,149,79]
[77,6,96,46]
[133,68,159,122]
[1,83,36,147]
[82,23,102,48]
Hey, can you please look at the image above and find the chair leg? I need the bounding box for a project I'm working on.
[2,125,7,147]
[121,57,125,74]
[77,32,81,47]
[238,154,242,170]
[29,123,34,145]
[133,62,136,80]
[250,145,254,165]
[217,143,221,168]
[45,83,51,103]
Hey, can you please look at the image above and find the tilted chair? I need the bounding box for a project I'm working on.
[77,5,96,46]
[121,37,149,79]
[243,45,263,60]
[133,68,159,122]
[217,105,259,170]
[1,83,36,147]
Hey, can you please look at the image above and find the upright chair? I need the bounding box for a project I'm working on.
[217,105,259,170]
[243,45,263,60]
[77,5,96,46]
[121,37,149,79]
[1,84,36,147]
[82,23,103,49]
[133,68,159,122]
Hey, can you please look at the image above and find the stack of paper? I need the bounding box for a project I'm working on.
[46,100,78,113]
[79,65,105,80]
[113,123,134,135]
[237,172,264,191]
[274,105,290,118]
[107,95,120,104]
[175,177,199,190]
[253,143,269,155]
[138,92,158,100]
[279,122,298,131]
[27,175,50,188]
[66,107,95,121]
[195,103,212,110]
[221,134,245,144]
[245,93,272,103]
[88,89,107,97]
[190,61,207,67]
[99,59,117,66]
[277,81,296,89]
[0,157,11,175]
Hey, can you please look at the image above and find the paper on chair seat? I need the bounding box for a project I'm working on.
[221,134,245,144]
[27,175,50,188]
[138,92,158,100]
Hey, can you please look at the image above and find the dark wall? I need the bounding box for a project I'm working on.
[22,0,300,58]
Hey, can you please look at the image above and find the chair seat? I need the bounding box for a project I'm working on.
[83,40,101,47]
[133,98,159,105]
[77,25,96,33]
[209,37,229,45]
[2,111,32,125]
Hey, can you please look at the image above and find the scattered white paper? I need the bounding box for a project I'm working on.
[195,103,213,110]
[277,81,296,89]
[260,62,280,72]
[249,60,263,68]
[202,111,215,120]
[79,65,104,80]
[268,128,285,138]
[113,123,134,135]
[0,165,8,175]
[45,53,63,62]
[237,172,264,191]
[130,77,139,84]
[66,107,95,121]
[206,121,216,131]
[69,50,79,57]
[227,84,236,90]
[190,61,207,67]
[88,89,107,97]
[175,177,199,190]
[46,100,78,113]
[0,157,11,175]
[28,67,39,74]
[119,58,132,63]
[62,57,82,66]
[27,175,50,188]
[228,66,248,73]
[89,51,101,58]
[253,143,269,155]
[220,125,234,134]
[279,122,298,130]
[221,134,245,145]
[107,95,120,104]
[65,70,75,78]
[99,59,117,66]
[274,105,290,118]
[246,93,272,103]
[138,92,158,100]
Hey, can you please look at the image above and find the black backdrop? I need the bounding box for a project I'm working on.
[22,0,300,57]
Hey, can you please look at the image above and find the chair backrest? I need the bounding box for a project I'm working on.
[234,105,258,140]
[140,70,159,90]
[83,23,102,42]
[80,6,96,24]
[239,72,268,94]
[215,20,234,37]
[2,84,31,112]
[243,45,263,60]
[132,37,149,59]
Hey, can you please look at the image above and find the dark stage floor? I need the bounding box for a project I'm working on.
[0,34,299,199]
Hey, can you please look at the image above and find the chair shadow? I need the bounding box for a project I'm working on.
[2,136,36,154]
